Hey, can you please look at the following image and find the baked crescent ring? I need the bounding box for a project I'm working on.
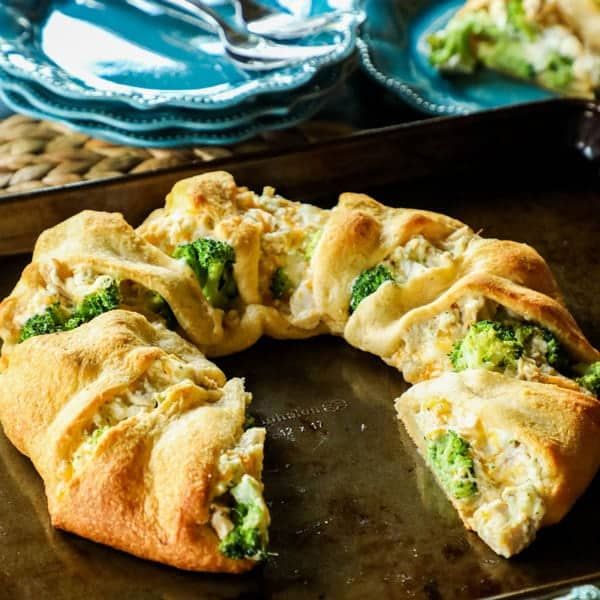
[0,170,598,565]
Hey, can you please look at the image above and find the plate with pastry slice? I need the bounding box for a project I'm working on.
[358,0,599,114]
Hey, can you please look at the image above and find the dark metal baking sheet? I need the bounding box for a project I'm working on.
[0,99,599,599]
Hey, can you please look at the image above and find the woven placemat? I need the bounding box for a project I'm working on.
[0,114,355,196]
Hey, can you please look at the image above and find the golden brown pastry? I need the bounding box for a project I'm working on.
[138,170,331,357]
[556,0,600,53]
[0,210,221,357]
[396,370,600,557]
[137,173,566,354]
[0,310,268,573]
[369,271,599,385]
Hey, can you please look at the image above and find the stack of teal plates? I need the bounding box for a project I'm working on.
[0,1,360,147]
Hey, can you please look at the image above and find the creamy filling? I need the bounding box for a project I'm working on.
[17,263,174,334]
[384,235,454,282]
[70,355,217,474]
[212,428,265,498]
[208,427,266,541]
[401,295,495,380]
[383,230,474,285]
[414,397,545,556]
[432,0,600,92]
[14,263,104,328]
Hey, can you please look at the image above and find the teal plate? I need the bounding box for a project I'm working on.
[0,0,357,110]
[358,0,554,115]
[0,83,329,147]
[0,57,354,132]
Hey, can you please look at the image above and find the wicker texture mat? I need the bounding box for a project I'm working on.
[0,114,355,196]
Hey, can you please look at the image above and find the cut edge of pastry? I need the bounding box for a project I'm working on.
[395,369,600,557]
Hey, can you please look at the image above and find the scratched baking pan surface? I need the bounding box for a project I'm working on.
[0,101,599,599]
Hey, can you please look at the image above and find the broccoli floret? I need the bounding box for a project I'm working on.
[218,475,269,561]
[576,362,600,397]
[349,265,395,313]
[18,280,120,342]
[427,430,478,500]
[174,238,237,309]
[428,13,499,73]
[19,303,67,342]
[81,425,110,451]
[537,52,573,92]
[449,320,523,372]
[507,0,537,38]
[64,280,121,330]
[302,229,323,261]
[478,38,535,80]
[270,268,292,300]
[542,329,569,372]
[512,323,569,373]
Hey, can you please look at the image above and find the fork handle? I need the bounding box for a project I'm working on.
[159,0,239,37]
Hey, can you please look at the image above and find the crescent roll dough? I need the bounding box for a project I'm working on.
[360,271,599,385]
[0,210,222,356]
[396,370,600,557]
[1,170,599,566]
[0,310,267,573]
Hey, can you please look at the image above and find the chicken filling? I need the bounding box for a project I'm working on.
[415,396,545,556]
[18,264,176,342]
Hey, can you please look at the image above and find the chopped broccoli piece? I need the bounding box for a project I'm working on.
[449,320,523,372]
[478,38,535,80]
[427,430,478,500]
[450,319,571,375]
[19,303,67,342]
[507,0,537,38]
[218,475,269,561]
[542,329,569,372]
[174,238,237,309]
[576,362,600,397]
[87,425,109,447]
[428,13,499,73]
[243,414,257,430]
[270,268,292,300]
[302,229,323,261]
[538,52,573,91]
[19,280,121,342]
[64,280,121,330]
[147,293,177,329]
[349,264,395,313]
[512,322,569,373]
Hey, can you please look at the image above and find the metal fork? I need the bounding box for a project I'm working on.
[159,0,340,62]
[233,0,365,41]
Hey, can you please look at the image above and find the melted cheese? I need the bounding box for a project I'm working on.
[401,295,494,381]
[15,263,113,328]
[414,396,546,556]
[212,428,265,497]
[70,355,219,476]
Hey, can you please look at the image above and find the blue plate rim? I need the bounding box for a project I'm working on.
[0,58,355,132]
[356,0,559,115]
[357,37,473,116]
[0,85,330,147]
[0,5,359,110]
